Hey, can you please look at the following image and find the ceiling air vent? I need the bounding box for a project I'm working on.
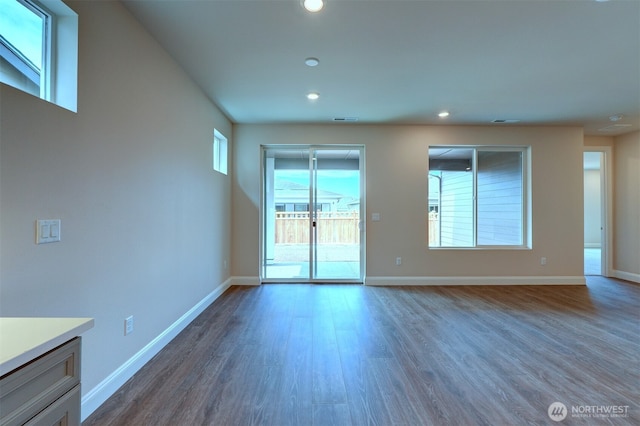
[333,117,359,122]
[491,119,520,123]
[598,124,631,132]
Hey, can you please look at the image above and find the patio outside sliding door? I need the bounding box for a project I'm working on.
[261,145,364,283]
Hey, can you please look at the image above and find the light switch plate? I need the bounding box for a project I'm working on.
[36,219,61,244]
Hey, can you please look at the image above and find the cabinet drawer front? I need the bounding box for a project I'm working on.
[24,384,80,426]
[0,338,80,426]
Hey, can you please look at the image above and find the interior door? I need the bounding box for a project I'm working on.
[261,145,364,283]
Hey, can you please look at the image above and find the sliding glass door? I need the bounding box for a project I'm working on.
[261,146,364,283]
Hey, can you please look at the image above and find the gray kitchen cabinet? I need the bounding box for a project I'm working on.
[0,338,81,426]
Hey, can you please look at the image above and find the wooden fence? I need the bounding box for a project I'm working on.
[274,211,440,245]
[275,212,360,244]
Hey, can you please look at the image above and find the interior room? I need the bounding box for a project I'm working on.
[1,0,638,424]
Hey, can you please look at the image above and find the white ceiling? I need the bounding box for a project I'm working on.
[122,0,640,135]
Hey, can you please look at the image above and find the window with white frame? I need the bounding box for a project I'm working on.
[213,129,228,175]
[0,0,78,111]
[428,146,529,248]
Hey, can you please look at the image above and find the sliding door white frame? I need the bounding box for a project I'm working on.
[259,144,365,283]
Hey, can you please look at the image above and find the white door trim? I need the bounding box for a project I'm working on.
[584,146,613,277]
[259,144,366,283]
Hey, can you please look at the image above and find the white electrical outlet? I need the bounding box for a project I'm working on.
[396,257,402,266]
[125,316,134,335]
[541,257,547,265]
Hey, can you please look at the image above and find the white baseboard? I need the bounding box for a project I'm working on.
[612,270,640,284]
[81,278,232,421]
[230,276,260,286]
[365,276,586,286]
[227,275,588,286]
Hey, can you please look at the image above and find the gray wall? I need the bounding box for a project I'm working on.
[232,124,586,280]
[614,131,640,276]
[1,0,232,406]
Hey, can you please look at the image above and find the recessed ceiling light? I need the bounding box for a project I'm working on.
[307,92,320,100]
[305,57,319,67]
[303,0,324,12]
[609,114,623,122]
[438,111,450,118]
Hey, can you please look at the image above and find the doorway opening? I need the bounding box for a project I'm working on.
[261,145,365,283]
[583,150,610,276]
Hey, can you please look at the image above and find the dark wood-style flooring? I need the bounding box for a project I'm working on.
[84,277,639,425]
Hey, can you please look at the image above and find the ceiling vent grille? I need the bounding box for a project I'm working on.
[598,124,632,132]
[333,117,359,122]
[491,119,520,123]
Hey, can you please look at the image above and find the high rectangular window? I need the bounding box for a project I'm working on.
[428,146,528,248]
[213,129,228,175]
[0,0,48,97]
[0,0,78,111]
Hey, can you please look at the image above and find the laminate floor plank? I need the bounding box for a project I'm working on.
[144,354,228,425]
[363,293,456,424]
[313,403,352,426]
[335,329,395,426]
[196,342,261,425]
[343,288,394,359]
[273,317,313,426]
[312,348,348,404]
[84,279,639,426]
[310,287,349,406]
[368,357,435,425]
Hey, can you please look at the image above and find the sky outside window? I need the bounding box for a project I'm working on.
[0,0,44,70]
[276,170,360,199]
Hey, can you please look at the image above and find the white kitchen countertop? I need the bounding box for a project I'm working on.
[0,317,94,376]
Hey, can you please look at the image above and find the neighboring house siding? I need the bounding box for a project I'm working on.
[440,171,473,246]
[439,151,522,247]
[477,151,522,245]
[0,55,39,96]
